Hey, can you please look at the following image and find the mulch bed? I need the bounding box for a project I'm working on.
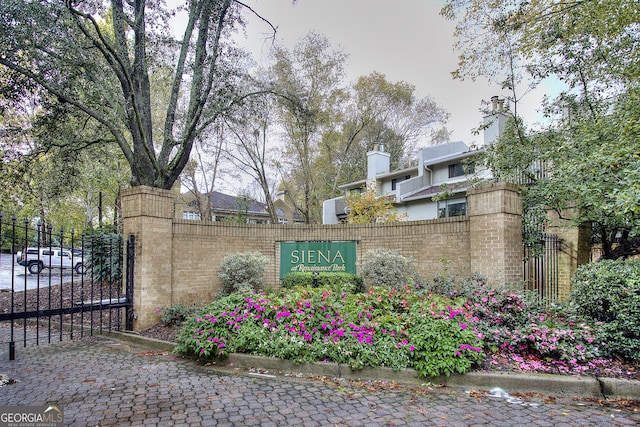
[0,281,127,329]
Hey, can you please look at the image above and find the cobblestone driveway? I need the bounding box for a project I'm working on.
[1,336,639,426]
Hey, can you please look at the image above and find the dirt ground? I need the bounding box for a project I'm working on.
[0,282,127,330]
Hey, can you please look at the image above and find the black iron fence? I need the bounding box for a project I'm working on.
[523,233,560,302]
[0,214,134,360]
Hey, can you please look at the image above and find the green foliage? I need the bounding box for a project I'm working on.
[571,260,640,360]
[174,273,627,378]
[444,0,640,259]
[174,286,484,377]
[84,232,123,282]
[159,303,202,327]
[0,0,249,189]
[281,272,363,293]
[410,308,484,377]
[360,248,417,290]
[217,251,268,295]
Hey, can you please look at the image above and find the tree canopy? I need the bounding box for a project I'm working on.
[0,0,261,189]
[443,0,640,259]
[1,2,450,226]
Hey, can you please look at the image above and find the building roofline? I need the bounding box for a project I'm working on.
[400,181,471,202]
[423,148,483,166]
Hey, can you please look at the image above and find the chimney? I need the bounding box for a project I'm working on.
[482,96,508,146]
[491,95,499,111]
[367,147,391,180]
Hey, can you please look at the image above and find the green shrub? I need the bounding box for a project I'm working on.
[281,272,363,293]
[159,303,201,327]
[85,233,123,282]
[360,248,417,290]
[217,251,268,295]
[571,260,640,360]
[281,272,314,289]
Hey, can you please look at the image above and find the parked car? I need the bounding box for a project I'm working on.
[16,247,86,274]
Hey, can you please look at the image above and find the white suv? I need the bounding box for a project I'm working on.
[16,247,86,275]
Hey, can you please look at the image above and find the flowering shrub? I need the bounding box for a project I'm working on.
[424,273,607,372]
[174,273,627,378]
[174,286,484,377]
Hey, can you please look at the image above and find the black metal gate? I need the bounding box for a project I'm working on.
[523,234,560,301]
[0,214,134,360]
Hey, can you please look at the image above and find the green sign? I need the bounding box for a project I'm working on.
[280,241,357,278]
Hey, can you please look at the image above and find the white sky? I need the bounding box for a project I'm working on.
[239,0,546,147]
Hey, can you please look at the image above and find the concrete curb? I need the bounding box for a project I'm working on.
[106,331,640,400]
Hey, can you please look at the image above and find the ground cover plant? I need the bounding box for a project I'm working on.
[434,274,608,375]
[174,285,484,377]
[172,257,640,379]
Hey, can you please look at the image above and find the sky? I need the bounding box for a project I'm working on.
[239,0,543,147]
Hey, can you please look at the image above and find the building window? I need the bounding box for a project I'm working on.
[438,198,467,218]
[183,211,201,220]
[391,175,412,190]
[448,162,474,178]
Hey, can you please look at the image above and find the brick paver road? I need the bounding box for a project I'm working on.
[1,335,639,426]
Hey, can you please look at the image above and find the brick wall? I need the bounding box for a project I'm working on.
[122,184,524,330]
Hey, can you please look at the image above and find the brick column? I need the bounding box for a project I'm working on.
[121,186,175,331]
[468,182,523,286]
[546,210,591,301]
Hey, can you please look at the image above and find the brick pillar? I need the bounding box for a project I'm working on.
[468,182,523,286]
[121,186,175,331]
[546,210,591,301]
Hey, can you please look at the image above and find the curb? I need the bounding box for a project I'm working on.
[105,331,640,400]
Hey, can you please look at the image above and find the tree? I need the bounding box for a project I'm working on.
[0,0,268,189]
[443,0,640,259]
[316,72,449,203]
[344,185,407,224]
[352,72,449,167]
[270,34,449,224]
[271,32,348,224]
[180,122,228,221]
[223,96,280,223]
